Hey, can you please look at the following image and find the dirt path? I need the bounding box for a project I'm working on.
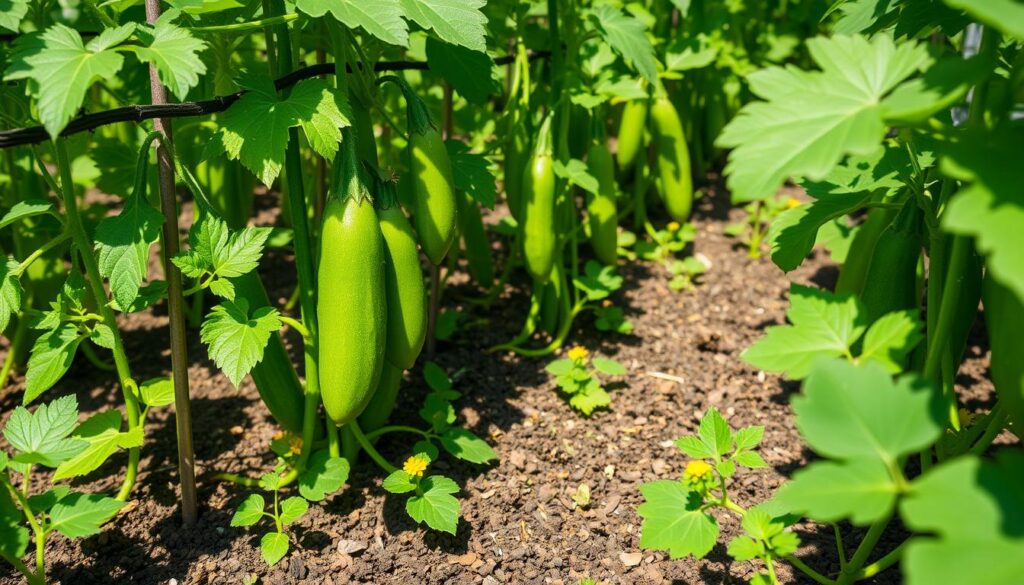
[0,186,996,584]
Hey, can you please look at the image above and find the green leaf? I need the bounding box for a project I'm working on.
[110,280,167,313]
[944,0,1024,39]
[200,299,282,387]
[399,0,487,52]
[422,361,454,395]
[296,0,408,47]
[445,140,496,208]
[698,407,733,459]
[767,191,870,272]
[776,458,898,525]
[741,284,865,379]
[3,395,84,467]
[139,377,175,407]
[130,15,207,100]
[675,436,714,459]
[734,426,765,451]
[572,261,623,301]
[26,486,70,513]
[589,5,659,85]
[0,477,29,559]
[279,497,308,525]
[5,24,134,137]
[794,359,944,465]
[716,459,736,479]
[299,450,350,501]
[0,0,28,33]
[94,191,165,310]
[637,480,719,559]
[231,494,265,527]
[260,532,289,566]
[419,393,456,432]
[881,55,990,124]
[218,78,350,185]
[545,359,574,376]
[53,410,142,481]
[941,129,1024,302]
[440,428,497,464]
[666,34,718,71]
[568,379,611,416]
[901,452,1024,585]
[0,257,22,334]
[858,309,924,373]
[0,199,56,229]
[717,34,932,202]
[24,322,85,404]
[592,357,626,376]
[426,39,499,105]
[259,471,283,491]
[733,451,767,469]
[742,505,786,541]
[382,470,417,494]
[406,475,460,534]
[727,535,764,561]
[49,492,123,538]
[553,159,600,195]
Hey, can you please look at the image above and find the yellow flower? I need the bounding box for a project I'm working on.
[272,431,286,441]
[568,346,589,362]
[601,299,613,308]
[288,436,303,456]
[403,455,429,478]
[683,460,713,480]
[786,197,801,209]
[667,221,681,232]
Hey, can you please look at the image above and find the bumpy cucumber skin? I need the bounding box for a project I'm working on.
[522,153,557,284]
[317,196,387,425]
[379,205,428,371]
[587,142,619,265]
[835,207,897,296]
[232,271,306,434]
[458,190,495,289]
[617,100,647,172]
[358,362,404,433]
[859,205,921,324]
[410,129,458,265]
[983,275,1024,439]
[650,97,693,222]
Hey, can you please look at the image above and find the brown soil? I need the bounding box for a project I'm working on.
[0,184,1005,585]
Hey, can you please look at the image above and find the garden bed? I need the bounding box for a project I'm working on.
[0,185,999,585]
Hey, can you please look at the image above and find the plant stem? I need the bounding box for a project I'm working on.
[835,515,891,585]
[2,476,46,584]
[190,13,301,34]
[54,140,142,502]
[15,232,70,276]
[854,541,906,580]
[969,403,1008,456]
[833,524,847,569]
[279,315,310,339]
[784,555,836,585]
[212,472,261,488]
[326,422,340,458]
[347,420,398,474]
[145,0,197,525]
[364,425,432,442]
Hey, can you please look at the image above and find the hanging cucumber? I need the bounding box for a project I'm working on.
[381,76,457,265]
[983,274,1024,439]
[586,139,618,265]
[650,95,693,222]
[539,262,565,336]
[377,179,428,371]
[318,133,387,426]
[617,99,648,172]
[458,190,495,289]
[522,115,557,285]
[835,205,898,296]
[505,106,531,220]
[860,201,922,325]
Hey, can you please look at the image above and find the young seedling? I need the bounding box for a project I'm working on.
[545,346,626,415]
[0,396,129,585]
[667,256,709,292]
[724,194,798,259]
